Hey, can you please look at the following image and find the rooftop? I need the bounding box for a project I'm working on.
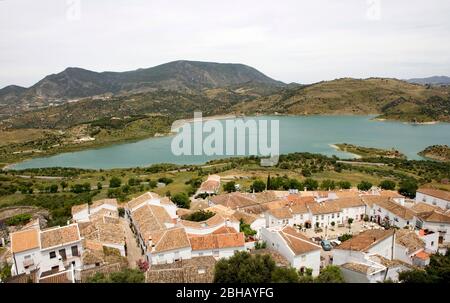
[418,210,450,224]
[308,201,341,215]
[267,207,293,219]
[279,226,321,255]
[10,228,40,253]
[131,204,173,239]
[336,229,394,252]
[39,224,81,249]
[395,229,425,254]
[91,198,118,210]
[127,192,160,210]
[71,203,89,216]
[417,188,450,201]
[372,198,415,220]
[151,227,191,253]
[189,232,245,251]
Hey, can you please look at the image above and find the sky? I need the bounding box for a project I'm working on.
[1,0,450,88]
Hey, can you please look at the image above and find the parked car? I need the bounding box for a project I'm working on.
[330,240,341,247]
[320,240,332,251]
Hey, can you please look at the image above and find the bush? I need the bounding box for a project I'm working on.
[379,180,396,190]
[6,213,32,226]
[398,179,418,199]
[250,180,266,193]
[172,193,190,209]
[357,181,372,191]
[158,177,173,185]
[304,178,319,191]
[337,181,351,189]
[338,234,353,242]
[109,177,122,188]
[182,210,215,222]
[223,181,237,193]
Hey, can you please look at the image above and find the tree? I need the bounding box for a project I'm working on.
[183,210,215,222]
[172,192,190,209]
[379,180,396,190]
[338,181,351,189]
[109,177,122,188]
[304,178,319,191]
[398,179,418,199]
[214,251,276,283]
[223,181,236,193]
[158,177,173,185]
[338,233,353,242]
[320,179,336,190]
[271,267,299,283]
[357,181,372,191]
[239,219,257,237]
[97,182,103,190]
[266,174,271,191]
[60,181,68,191]
[0,262,12,281]
[49,184,58,193]
[399,251,450,283]
[315,266,344,283]
[250,180,266,193]
[347,218,354,227]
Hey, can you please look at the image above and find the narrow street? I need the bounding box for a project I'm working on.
[120,218,143,269]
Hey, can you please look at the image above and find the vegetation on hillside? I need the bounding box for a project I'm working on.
[418,145,450,162]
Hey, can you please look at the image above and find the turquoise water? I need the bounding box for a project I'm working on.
[10,115,450,169]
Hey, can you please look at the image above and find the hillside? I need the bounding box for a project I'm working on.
[0,60,284,115]
[418,145,450,162]
[231,78,450,120]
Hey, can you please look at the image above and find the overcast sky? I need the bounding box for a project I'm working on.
[1,0,450,88]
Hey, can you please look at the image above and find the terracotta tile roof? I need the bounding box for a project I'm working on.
[80,221,125,246]
[410,202,442,214]
[131,204,173,240]
[308,201,341,215]
[334,197,365,209]
[40,224,81,249]
[189,232,245,251]
[289,203,309,214]
[334,190,361,199]
[414,251,430,260]
[91,198,118,209]
[379,190,405,199]
[127,192,160,210]
[336,229,394,252]
[212,226,237,234]
[341,262,374,274]
[279,226,321,255]
[372,198,415,220]
[286,194,315,204]
[417,188,450,201]
[267,207,293,219]
[198,180,220,193]
[395,230,425,254]
[232,210,260,225]
[361,195,390,208]
[151,227,191,253]
[210,192,257,209]
[418,210,450,223]
[160,196,175,206]
[251,249,290,267]
[249,191,279,203]
[11,228,40,253]
[71,203,88,215]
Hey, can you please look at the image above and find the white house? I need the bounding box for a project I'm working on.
[333,229,411,282]
[308,202,343,228]
[265,208,294,228]
[370,198,415,228]
[261,226,321,276]
[71,198,118,223]
[416,188,450,211]
[415,210,450,253]
[189,227,247,259]
[146,227,192,265]
[394,229,428,266]
[10,224,83,277]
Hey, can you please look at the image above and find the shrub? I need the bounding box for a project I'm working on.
[357,181,373,191]
[109,177,122,188]
[6,213,32,226]
[172,193,190,209]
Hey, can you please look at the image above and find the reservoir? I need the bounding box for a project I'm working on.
[10,115,450,169]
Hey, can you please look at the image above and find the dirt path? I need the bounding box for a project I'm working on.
[120,218,143,269]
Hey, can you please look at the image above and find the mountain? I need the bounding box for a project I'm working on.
[5,77,450,129]
[231,77,450,120]
[407,76,450,85]
[0,60,284,113]
[0,85,26,105]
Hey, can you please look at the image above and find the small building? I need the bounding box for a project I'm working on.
[265,208,293,228]
[189,228,246,259]
[71,198,118,223]
[416,188,450,211]
[260,226,321,276]
[197,175,221,196]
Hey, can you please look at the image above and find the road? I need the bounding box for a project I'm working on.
[120,218,143,269]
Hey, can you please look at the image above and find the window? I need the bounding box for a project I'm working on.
[337,213,340,218]
[198,252,204,256]
[321,215,324,220]
[301,255,306,261]
[431,241,434,246]
[59,249,67,261]
[71,245,79,257]
[49,251,56,259]
[332,214,335,219]
[316,216,319,220]
[300,215,303,220]
[51,266,59,271]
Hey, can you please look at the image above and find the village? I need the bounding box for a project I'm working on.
[1,173,449,284]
